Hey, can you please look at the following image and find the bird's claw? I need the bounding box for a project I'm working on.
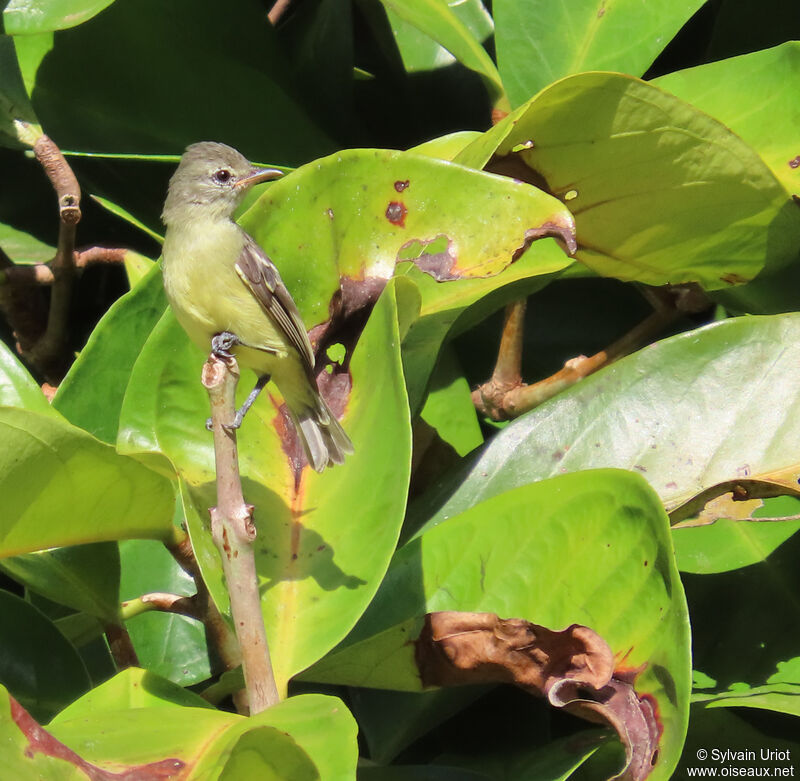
[206,411,245,433]
[211,331,239,362]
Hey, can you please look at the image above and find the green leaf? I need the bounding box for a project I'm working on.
[0,589,90,722]
[0,407,176,557]
[47,692,357,780]
[0,543,120,621]
[412,313,800,573]
[0,33,41,148]
[119,539,211,686]
[377,0,503,102]
[54,667,212,719]
[654,42,800,197]
[310,469,690,780]
[22,0,333,163]
[409,130,483,161]
[0,221,53,263]
[419,346,482,457]
[653,43,800,315]
[3,0,117,34]
[0,338,52,413]
[383,0,493,73]
[694,683,800,718]
[683,531,800,718]
[53,262,168,444]
[493,0,706,106]
[455,72,800,290]
[218,727,319,781]
[90,194,164,244]
[239,147,575,330]
[120,280,413,692]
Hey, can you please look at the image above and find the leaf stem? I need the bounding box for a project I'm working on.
[203,354,279,714]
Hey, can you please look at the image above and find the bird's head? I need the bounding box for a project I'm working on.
[162,141,283,225]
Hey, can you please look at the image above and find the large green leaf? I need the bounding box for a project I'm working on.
[455,72,800,290]
[652,43,800,315]
[411,313,800,573]
[0,406,176,557]
[48,690,357,781]
[0,543,120,622]
[493,0,706,106]
[239,146,575,330]
[53,262,167,443]
[55,667,212,717]
[654,42,800,197]
[3,0,117,34]
[309,469,691,780]
[119,280,414,693]
[377,0,503,102]
[21,0,333,163]
[0,589,90,722]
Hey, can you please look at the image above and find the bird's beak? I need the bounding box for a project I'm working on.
[235,166,284,189]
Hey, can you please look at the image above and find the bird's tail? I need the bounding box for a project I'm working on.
[292,394,353,473]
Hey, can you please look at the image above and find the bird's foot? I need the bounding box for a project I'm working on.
[211,331,239,363]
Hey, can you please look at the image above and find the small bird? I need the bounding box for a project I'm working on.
[161,142,352,472]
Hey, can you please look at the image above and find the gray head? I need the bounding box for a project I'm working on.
[162,142,282,225]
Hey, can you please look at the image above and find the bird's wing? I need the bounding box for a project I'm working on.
[235,235,315,370]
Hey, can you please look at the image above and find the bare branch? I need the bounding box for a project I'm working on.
[204,354,279,714]
[474,303,681,420]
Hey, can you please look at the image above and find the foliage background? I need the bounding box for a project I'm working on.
[0,0,799,779]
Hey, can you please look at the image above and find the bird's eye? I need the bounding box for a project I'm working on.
[212,168,232,185]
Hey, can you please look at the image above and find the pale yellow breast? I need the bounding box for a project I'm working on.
[162,219,290,373]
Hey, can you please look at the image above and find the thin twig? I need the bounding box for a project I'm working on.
[165,535,242,672]
[473,305,681,420]
[0,247,127,287]
[203,354,279,714]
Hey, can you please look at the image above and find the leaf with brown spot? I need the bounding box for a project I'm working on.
[455,72,800,291]
[238,147,575,339]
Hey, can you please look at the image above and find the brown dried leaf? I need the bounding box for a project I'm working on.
[415,612,661,781]
[415,611,614,693]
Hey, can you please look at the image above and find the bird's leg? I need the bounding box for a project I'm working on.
[206,373,271,432]
[225,374,271,431]
[211,331,240,362]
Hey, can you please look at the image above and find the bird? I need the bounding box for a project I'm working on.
[161,141,352,472]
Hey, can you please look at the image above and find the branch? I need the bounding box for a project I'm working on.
[0,247,127,286]
[473,299,681,420]
[9,135,82,381]
[165,534,242,672]
[203,354,279,714]
[104,622,140,669]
